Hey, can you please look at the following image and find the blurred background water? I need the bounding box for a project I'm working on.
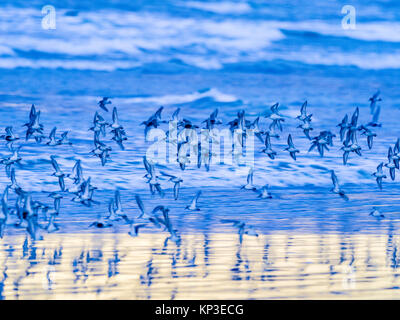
[0,0,400,299]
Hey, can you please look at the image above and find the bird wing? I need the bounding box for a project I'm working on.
[351,107,359,126]
[93,112,99,124]
[160,171,176,179]
[252,116,260,129]
[143,157,151,175]
[49,127,56,139]
[210,108,218,121]
[388,147,393,161]
[264,132,271,148]
[195,190,202,202]
[287,134,294,148]
[247,168,253,184]
[190,191,201,207]
[308,141,317,152]
[254,132,264,145]
[50,156,60,171]
[152,206,165,214]
[29,104,37,122]
[154,106,163,119]
[367,136,373,149]
[372,104,380,123]
[100,151,107,166]
[135,194,145,215]
[10,168,17,185]
[395,139,400,153]
[343,151,349,165]
[171,107,180,120]
[173,183,180,200]
[112,107,118,123]
[344,130,352,145]
[58,177,65,191]
[331,171,339,188]
[270,103,279,113]
[372,90,380,100]
[72,159,80,174]
[300,101,307,116]
[338,114,348,128]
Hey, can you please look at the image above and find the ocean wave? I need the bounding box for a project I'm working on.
[1,7,400,71]
[261,49,400,70]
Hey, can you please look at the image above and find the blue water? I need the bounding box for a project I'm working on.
[1,0,400,299]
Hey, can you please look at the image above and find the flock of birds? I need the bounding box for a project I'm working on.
[0,90,394,244]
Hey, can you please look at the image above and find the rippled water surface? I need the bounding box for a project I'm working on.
[1,0,400,299]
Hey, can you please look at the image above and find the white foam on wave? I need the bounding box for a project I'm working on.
[114,88,238,105]
[262,49,400,70]
[0,57,140,71]
[183,1,252,14]
[280,20,400,43]
[0,45,14,55]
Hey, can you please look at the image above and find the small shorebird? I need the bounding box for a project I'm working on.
[261,132,277,160]
[254,185,272,199]
[330,170,349,201]
[369,90,381,114]
[296,100,312,122]
[337,114,349,142]
[373,162,387,190]
[50,156,66,191]
[186,191,202,211]
[369,207,384,218]
[266,103,285,132]
[241,167,256,190]
[384,147,396,181]
[98,97,111,112]
[285,134,299,160]
[160,171,183,200]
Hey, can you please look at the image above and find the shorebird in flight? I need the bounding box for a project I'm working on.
[373,162,387,190]
[285,134,299,160]
[186,191,202,211]
[98,97,111,112]
[330,170,349,201]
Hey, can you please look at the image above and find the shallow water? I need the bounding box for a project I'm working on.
[1,0,400,299]
[1,186,400,299]
[2,232,400,299]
